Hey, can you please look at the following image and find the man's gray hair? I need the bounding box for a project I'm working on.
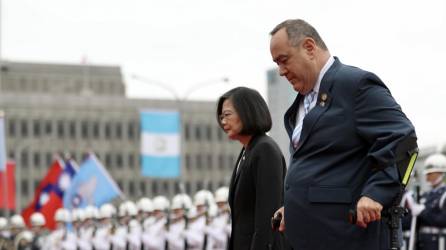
[270,19,328,50]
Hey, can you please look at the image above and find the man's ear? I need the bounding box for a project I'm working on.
[301,37,317,56]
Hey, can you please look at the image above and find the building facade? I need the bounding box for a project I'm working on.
[0,61,240,212]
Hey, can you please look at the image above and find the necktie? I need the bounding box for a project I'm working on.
[291,91,317,148]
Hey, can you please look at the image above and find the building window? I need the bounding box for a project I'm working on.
[105,153,112,168]
[206,125,212,141]
[81,121,88,139]
[128,154,134,168]
[152,181,159,195]
[207,182,213,191]
[46,152,52,166]
[163,181,169,193]
[196,181,203,191]
[45,121,52,135]
[218,155,224,170]
[33,120,41,137]
[21,150,29,169]
[185,154,191,170]
[33,152,41,168]
[21,120,28,137]
[228,155,234,168]
[117,180,123,191]
[185,123,190,141]
[195,125,201,141]
[21,180,28,196]
[57,120,64,137]
[127,122,135,140]
[69,121,76,138]
[93,121,100,138]
[116,123,122,139]
[217,127,223,141]
[207,154,212,169]
[116,154,123,168]
[8,119,16,137]
[196,155,202,170]
[129,182,135,195]
[185,182,191,194]
[140,181,146,195]
[105,123,112,139]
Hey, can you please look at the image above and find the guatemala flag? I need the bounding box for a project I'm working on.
[140,110,181,178]
[63,153,123,210]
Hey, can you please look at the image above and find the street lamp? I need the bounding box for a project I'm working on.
[129,74,229,101]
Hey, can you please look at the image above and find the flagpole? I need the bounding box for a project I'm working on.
[0,111,8,217]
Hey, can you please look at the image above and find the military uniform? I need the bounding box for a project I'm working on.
[417,184,446,250]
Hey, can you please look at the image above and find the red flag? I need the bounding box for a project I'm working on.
[22,159,64,230]
[0,161,16,210]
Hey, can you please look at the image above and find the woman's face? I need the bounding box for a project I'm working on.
[220,99,243,140]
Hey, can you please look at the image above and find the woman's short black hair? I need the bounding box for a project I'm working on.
[216,87,272,135]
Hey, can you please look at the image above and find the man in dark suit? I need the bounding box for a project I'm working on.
[269,19,417,250]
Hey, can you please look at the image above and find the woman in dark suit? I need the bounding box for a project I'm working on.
[216,87,287,250]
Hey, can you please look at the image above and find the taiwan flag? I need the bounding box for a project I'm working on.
[22,157,78,230]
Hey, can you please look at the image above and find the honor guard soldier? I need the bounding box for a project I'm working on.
[137,197,154,231]
[184,190,215,250]
[166,194,192,250]
[204,187,230,250]
[141,195,170,250]
[0,217,10,250]
[29,212,49,249]
[78,205,98,250]
[406,153,446,250]
[92,203,115,250]
[9,215,26,249]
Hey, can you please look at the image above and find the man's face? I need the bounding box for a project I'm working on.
[270,28,317,95]
[426,172,444,185]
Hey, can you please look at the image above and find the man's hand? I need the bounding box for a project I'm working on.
[272,206,285,232]
[356,196,383,228]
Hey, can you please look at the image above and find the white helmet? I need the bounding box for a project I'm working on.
[137,197,153,213]
[152,196,170,211]
[215,186,229,203]
[99,203,116,219]
[0,217,8,230]
[71,208,86,222]
[10,214,25,228]
[194,190,215,206]
[55,208,71,223]
[84,205,99,220]
[171,194,192,210]
[30,212,46,227]
[118,201,138,217]
[424,154,446,174]
[126,201,138,217]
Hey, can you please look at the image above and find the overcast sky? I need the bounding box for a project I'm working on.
[2,0,446,148]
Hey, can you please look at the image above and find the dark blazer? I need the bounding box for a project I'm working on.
[283,57,416,250]
[228,134,286,250]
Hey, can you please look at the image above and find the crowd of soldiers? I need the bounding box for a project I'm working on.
[0,186,230,250]
[401,153,446,250]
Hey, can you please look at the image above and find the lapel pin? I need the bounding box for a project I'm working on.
[321,93,328,101]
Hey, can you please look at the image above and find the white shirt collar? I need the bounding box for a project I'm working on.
[312,56,334,94]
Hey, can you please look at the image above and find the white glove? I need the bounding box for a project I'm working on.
[411,203,425,217]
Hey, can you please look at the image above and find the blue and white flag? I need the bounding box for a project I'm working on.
[0,111,7,172]
[63,153,123,209]
[140,110,181,178]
